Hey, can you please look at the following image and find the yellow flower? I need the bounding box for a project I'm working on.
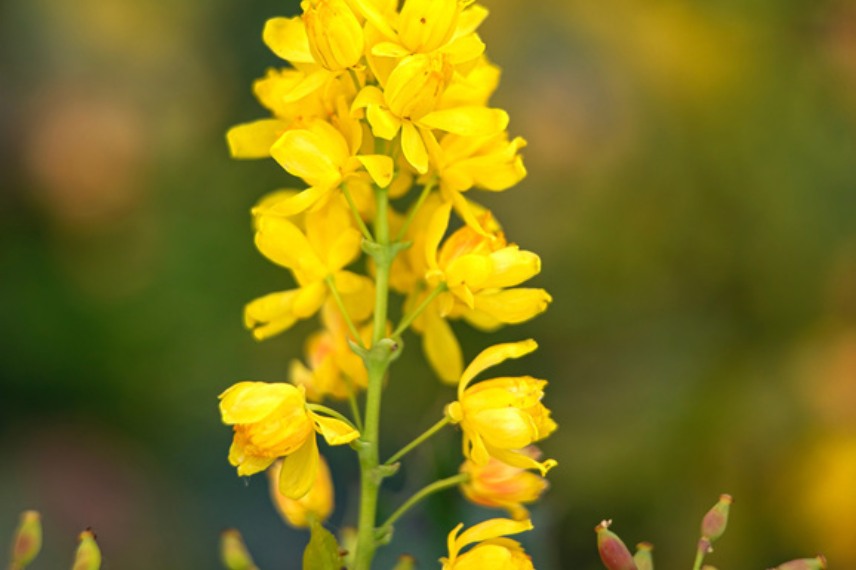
[290,301,370,402]
[460,448,549,520]
[219,381,359,498]
[302,0,365,71]
[441,518,535,570]
[268,455,334,528]
[244,196,374,340]
[446,340,557,475]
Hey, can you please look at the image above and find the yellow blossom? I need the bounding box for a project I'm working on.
[244,196,374,340]
[302,0,365,71]
[219,381,359,498]
[268,455,334,528]
[441,518,535,570]
[460,448,549,520]
[446,340,557,475]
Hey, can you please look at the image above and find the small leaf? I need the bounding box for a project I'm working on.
[303,521,343,570]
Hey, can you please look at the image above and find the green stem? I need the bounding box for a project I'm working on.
[325,275,366,349]
[378,473,469,531]
[392,282,447,338]
[342,183,374,241]
[384,416,450,466]
[353,186,396,570]
[395,180,435,242]
[691,539,709,570]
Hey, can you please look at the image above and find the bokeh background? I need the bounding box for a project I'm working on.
[2,0,855,568]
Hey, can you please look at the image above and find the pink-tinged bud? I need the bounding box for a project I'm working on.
[633,542,653,570]
[768,555,827,570]
[220,529,259,570]
[701,494,732,542]
[72,530,101,570]
[595,520,638,570]
[10,510,42,569]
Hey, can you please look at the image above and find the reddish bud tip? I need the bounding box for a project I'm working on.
[633,542,654,570]
[701,494,732,542]
[596,520,638,570]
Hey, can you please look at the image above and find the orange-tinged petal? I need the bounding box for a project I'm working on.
[226,119,287,159]
[263,17,313,63]
[310,412,360,445]
[219,382,297,424]
[460,339,538,392]
[488,446,557,477]
[420,107,508,137]
[279,435,319,499]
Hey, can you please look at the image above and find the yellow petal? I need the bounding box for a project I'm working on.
[423,309,463,384]
[219,381,296,424]
[262,186,331,218]
[293,281,327,318]
[488,446,558,477]
[349,0,397,41]
[371,41,410,58]
[244,290,300,340]
[326,229,363,271]
[460,340,538,392]
[441,33,485,65]
[366,105,402,140]
[263,17,313,63]
[425,203,453,273]
[226,119,287,159]
[255,217,322,272]
[230,437,277,475]
[444,254,492,289]
[310,412,360,445]
[454,518,533,553]
[472,289,551,324]
[470,408,537,450]
[452,544,512,570]
[281,68,330,103]
[420,107,508,137]
[356,155,394,188]
[271,121,347,188]
[279,436,319,499]
[401,122,429,174]
[482,247,540,288]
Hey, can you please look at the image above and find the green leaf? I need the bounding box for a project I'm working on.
[303,521,343,570]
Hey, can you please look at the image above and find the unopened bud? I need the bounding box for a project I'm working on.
[10,510,42,569]
[633,542,653,570]
[768,555,827,570]
[220,529,259,570]
[72,529,101,570]
[701,494,732,542]
[595,520,638,570]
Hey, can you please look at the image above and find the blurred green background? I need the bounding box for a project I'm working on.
[2,0,855,568]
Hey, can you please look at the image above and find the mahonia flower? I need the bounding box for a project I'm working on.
[441,518,535,570]
[290,301,370,401]
[399,201,551,382]
[219,381,359,498]
[268,455,334,528]
[446,340,557,475]
[244,196,374,340]
[460,448,550,520]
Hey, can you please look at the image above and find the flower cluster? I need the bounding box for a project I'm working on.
[220,0,557,568]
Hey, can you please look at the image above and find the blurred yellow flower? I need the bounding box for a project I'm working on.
[460,448,549,520]
[219,381,359,498]
[441,518,535,570]
[268,455,334,528]
[244,196,374,340]
[446,340,557,475]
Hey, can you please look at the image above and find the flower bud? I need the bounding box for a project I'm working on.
[220,529,259,570]
[633,542,654,570]
[10,510,42,569]
[392,554,417,570]
[701,494,732,542]
[769,555,827,570]
[268,455,334,528]
[302,0,364,70]
[595,520,638,570]
[385,54,452,121]
[72,530,101,570]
